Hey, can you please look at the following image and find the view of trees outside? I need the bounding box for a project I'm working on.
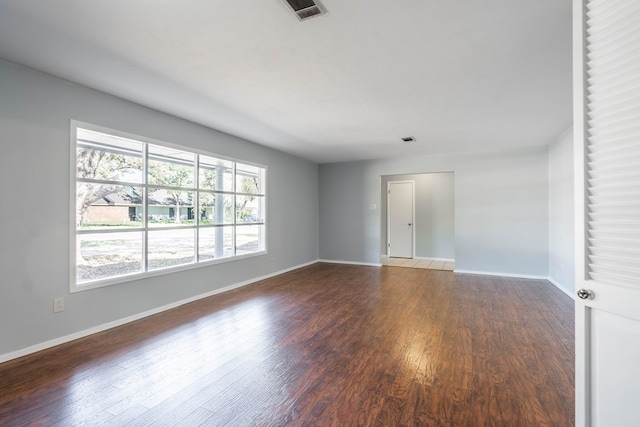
[75,127,265,284]
[75,131,143,227]
[147,144,194,225]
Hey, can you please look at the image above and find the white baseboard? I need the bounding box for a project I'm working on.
[546,277,575,299]
[0,260,317,364]
[318,259,382,267]
[454,269,549,280]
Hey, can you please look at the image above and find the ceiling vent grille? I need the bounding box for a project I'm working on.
[283,0,326,21]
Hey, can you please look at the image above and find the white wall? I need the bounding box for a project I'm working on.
[320,148,549,276]
[381,173,455,260]
[0,59,319,358]
[548,126,575,295]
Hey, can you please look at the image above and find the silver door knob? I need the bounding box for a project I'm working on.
[577,289,593,300]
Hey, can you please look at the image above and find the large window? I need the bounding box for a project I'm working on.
[71,122,266,291]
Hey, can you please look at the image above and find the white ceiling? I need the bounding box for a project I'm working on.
[0,0,572,163]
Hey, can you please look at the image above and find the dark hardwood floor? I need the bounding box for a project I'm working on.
[0,263,574,426]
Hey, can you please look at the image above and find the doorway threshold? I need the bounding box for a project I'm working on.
[382,257,454,271]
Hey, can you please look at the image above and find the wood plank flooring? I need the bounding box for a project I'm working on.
[0,263,574,426]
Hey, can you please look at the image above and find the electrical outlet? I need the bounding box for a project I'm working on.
[53,297,64,313]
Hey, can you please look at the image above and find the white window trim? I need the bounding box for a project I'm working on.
[69,120,268,293]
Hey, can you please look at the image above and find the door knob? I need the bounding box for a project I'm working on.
[577,289,593,300]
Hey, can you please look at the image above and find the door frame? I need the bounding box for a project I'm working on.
[386,180,415,258]
[573,0,587,422]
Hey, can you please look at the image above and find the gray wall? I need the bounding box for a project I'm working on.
[548,126,575,295]
[319,148,549,275]
[0,59,319,357]
[381,173,455,260]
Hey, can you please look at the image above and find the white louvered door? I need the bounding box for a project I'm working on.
[574,0,640,425]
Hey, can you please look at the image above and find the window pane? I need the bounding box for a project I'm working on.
[148,229,195,270]
[148,144,195,188]
[198,226,234,261]
[76,184,143,229]
[77,232,143,283]
[236,163,263,195]
[236,195,264,223]
[199,192,234,224]
[76,129,143,183]
[74,125,269,287]
[148,190,194,226]
[236,225,263,255]
[199,156,233,191]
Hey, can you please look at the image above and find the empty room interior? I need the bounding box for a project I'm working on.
[1,0,639,426]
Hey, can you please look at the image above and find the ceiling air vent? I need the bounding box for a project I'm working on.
[283,0,326,21]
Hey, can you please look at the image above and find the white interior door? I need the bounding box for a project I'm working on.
[574,1,640,425]
[387,181,414,258]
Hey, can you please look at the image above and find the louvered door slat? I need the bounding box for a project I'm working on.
[585,0,640,290]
